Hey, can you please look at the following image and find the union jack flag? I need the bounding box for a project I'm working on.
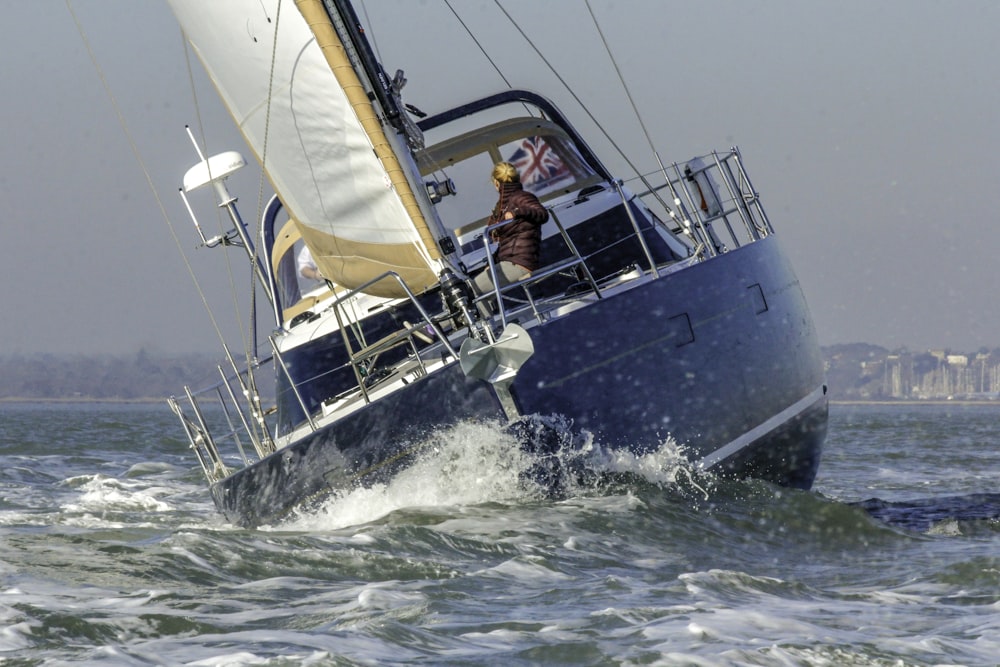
[507,136,571,192]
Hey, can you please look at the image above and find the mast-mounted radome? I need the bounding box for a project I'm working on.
[178,127,275,313]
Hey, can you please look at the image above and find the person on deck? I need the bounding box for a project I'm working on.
[296,244,325,292]
[473,161,549,296]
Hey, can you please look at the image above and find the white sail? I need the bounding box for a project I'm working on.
[167,0,441,297]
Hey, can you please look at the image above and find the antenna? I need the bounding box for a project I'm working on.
[179,126,248,246]
[177,126,274,307]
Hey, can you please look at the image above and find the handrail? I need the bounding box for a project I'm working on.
[612,181,659,278]
[168,348,278,484]
[476,210,603,327]
[333,271,459,357]
[330,271,460,405]
[171,268,468,485]
[631,147,772,257]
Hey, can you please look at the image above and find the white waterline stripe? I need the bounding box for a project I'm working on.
[696,384,827,470]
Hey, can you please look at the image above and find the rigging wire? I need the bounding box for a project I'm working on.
[180,27,270,449]
[253,0,284,352]
[493,0,675,218]
[582,0,678,213]
[444,0,513,90]
[444,0,536,122]
[239,0,286,445]
[64,0,233,362]
[584,0,657,161]
[489,0,644,178]
[179,27,254,370]
[68,1,278,447]
[180,16,276,451]
[393,0,533,181]
[490,0,676,216]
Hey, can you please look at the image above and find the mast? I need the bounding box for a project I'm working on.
[328,0,410,139]
[295,0,443,268]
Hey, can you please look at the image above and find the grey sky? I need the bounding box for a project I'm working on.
[3,1,998,356]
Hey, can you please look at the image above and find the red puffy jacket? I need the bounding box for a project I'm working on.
[489,182,549,272]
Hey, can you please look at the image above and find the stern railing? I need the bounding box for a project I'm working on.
[634,147,773,256]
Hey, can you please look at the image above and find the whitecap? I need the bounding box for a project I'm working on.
[285,420,536,531]
[60,474,173,514]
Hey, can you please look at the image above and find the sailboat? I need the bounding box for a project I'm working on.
[165,0,828,528]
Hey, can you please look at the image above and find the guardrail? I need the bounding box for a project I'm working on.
[633,147,773,257]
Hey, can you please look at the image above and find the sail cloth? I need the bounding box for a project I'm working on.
[167,0,442,298]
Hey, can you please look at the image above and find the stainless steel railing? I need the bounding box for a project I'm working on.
[634,147,773,257]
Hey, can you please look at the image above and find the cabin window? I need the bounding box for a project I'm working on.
[272,237,330,323]
[293,242,326,295]
[273,239,302,313]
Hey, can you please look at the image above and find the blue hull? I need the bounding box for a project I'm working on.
[210,236,826,527]
[513,235,827,485]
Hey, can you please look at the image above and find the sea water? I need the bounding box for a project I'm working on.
[1,401,998,665]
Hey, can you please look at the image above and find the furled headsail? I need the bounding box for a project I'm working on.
[167,0,442,297]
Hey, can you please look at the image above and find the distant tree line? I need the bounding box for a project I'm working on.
[0,350,220,401]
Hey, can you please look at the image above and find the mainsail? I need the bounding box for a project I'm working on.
[167,0,442,298]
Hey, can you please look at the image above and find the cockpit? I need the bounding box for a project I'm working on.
[417,117,608,264]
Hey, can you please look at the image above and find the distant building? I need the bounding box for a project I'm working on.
[881,350,1000,399]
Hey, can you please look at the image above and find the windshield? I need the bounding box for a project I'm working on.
[418,118,601,235]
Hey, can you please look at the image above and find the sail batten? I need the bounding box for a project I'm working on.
[168,0,441,298]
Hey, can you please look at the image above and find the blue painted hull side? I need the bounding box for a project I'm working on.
[512,235,827,481]
[212,236,827,526]
[211,369,505,526]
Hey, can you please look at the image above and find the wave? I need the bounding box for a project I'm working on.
[852,493,1000,533]
[279,415,704,532]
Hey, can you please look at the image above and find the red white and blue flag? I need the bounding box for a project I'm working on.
[507,136,572,192]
